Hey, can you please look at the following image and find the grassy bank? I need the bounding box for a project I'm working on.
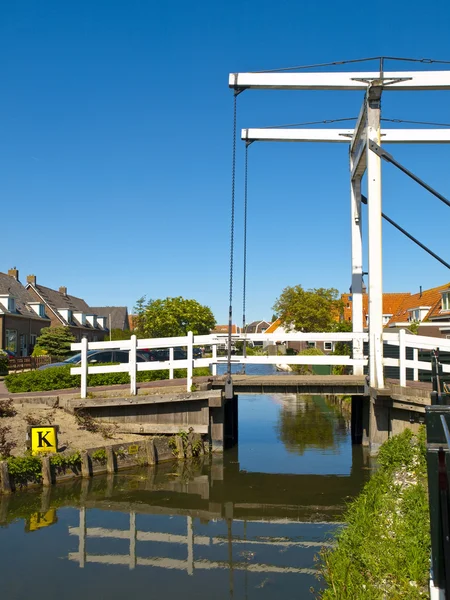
[319,428,430,599]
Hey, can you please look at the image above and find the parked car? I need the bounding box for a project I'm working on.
[147,347,202,361]
[38,349,152,370]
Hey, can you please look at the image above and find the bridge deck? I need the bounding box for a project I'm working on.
[212,374,366,395]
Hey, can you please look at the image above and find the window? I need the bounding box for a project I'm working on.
[87,351,114,364]
[5,329,17,353]
[442,292,450,312]
[39,304,46,318]
[30,334,37,348]
[324,341,333,351]
[114,351,129,363]
[8,298,15,313]
[306,341,316,348]
[409,309,420,322]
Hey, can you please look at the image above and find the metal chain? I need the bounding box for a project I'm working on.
[242,142,250,367]
[227,91,239,379]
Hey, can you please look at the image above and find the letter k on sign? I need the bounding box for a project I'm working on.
[30,426,58,454]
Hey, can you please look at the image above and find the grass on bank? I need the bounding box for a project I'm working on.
[319,428,430,599]
[4,365,211,393]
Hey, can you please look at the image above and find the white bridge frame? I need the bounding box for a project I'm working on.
[71,330,450,397]
[229,68,450,388]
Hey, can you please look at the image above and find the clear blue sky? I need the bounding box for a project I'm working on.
[2,0,450,325]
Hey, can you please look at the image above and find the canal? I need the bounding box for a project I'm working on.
[0,392,371,599]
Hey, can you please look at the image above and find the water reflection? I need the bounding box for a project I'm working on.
[276,396,347,455]
[0,395,372,599]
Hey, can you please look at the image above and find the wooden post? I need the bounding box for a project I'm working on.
[106,447,116,474]
[129,334,137,396]
[145,439,156,465]
[175,436,184,458]
[80,336,88,399]
[41,456,53,486]
[0,461,11,494]
[81,450,91,478]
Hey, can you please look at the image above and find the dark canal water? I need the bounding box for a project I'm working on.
[0,391,372,599]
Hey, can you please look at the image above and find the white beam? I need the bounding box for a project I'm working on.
[350,174,364,376]
[242,128,450,143]
[366,87,384,389]
[230,71,450,91]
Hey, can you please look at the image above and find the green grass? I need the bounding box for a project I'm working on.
[318,428,430,599]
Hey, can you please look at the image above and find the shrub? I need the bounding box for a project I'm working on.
[34,326,75,359]
[0,350,8,375]
[0,399,17,417]
[291,346,324,374]
[7,454,42,485]
[0,425,16,457]
[31,345,49,357]
[5,365,211,393]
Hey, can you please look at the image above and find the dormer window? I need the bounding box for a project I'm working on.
[442,292,450,312]
[29,303,46,318]
[0,294,15,313]
[58,308,73,324]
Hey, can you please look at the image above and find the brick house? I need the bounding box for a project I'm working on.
[0,269,50,356]
[25,275,108,342]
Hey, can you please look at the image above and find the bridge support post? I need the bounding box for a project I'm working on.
[368,390,390,455]
[351,396,363,444]
[350,175,364,376]
[366,85,384,389]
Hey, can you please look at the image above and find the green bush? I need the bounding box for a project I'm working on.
[0,350,9,376]
[290,346,324,374]
[5,364,211,393]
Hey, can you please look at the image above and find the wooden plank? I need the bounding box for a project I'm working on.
[70,390,220,410]
[115,423,208,434]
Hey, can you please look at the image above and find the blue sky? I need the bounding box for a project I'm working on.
[2,0,450,325]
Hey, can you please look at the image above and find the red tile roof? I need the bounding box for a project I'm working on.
[342,292,411,329]
[387,283,450,325]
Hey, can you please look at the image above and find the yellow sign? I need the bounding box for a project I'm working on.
[28,510,57,532]
[30,426,58,454]
[128,444,139,455]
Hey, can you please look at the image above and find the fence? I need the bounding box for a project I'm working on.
[7,355,53,372]
[70,330,450,398]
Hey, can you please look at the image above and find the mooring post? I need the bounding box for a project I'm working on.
[145,439,156,465]
[106,447,116,473]
[81,450,91,478]
[0,461,11,495]
[41,456,53,486]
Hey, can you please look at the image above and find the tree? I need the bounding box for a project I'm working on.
[33,327,75,359]
[272,285,343,332]
[133,296,216,338]
[108,328,133,341]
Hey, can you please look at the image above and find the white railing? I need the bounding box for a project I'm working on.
[70,331,368,398]
[383,330,450,387]
[70,329,450,397]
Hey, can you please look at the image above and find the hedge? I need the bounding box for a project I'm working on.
[4,365,211,393]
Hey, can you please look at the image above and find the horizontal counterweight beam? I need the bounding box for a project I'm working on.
[242,128,450,143]
[230,71,450,91]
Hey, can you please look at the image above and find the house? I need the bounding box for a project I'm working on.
[25,275,108,342]
[210,324,241,335]
[89,307,130,331]
[341,292,411,329]
[386,283,450,339]
[263,318,337,354]
[0,269,50,356]
[244,320,271,334]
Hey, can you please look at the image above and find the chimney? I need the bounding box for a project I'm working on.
[420,285,423,298]
[8,267,19,280]
[27,274,36,286]
[59,286,67,296]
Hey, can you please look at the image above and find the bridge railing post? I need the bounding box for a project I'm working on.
[399,328,406,387]
[80,336,88,399]
[169,347,174,379]
[212,344,217,376]
[187,331,193,392]
[129,334,137,395]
